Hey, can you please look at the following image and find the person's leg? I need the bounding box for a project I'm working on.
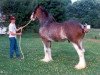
[14,38,20,58]
[9,37,15,58]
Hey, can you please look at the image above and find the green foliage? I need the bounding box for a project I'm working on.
[66,0,100,28]
[1,0,35,23]
[35,0,71,22]
[0,0,71,32]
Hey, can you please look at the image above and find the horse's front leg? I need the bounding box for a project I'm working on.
[41,40,53,62]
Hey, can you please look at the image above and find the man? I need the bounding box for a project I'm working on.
[8,16,22,59]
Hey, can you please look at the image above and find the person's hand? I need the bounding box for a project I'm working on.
[17,32,22,36]
[19,27,23,30]
[16,27,23,32]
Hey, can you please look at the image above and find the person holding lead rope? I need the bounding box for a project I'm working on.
[8,16,23,59]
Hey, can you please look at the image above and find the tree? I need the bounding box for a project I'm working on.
[66,0,100,28]
[1,0,100,33]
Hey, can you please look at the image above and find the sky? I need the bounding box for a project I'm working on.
[71,0,78,3]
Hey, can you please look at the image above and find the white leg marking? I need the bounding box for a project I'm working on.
[41,42,53,62]
[80,40,85,52]
[72,43,86,69]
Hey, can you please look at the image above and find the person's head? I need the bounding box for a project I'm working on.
[10,16,16,23]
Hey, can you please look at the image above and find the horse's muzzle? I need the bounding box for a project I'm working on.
[30,15,35,21]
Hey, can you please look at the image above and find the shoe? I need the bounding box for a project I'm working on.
[16,56,22,60]
[10,56,13,59]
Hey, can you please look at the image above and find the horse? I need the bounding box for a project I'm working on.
[30,5,88,69]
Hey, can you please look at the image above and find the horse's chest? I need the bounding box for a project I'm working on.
[39,27,53,41]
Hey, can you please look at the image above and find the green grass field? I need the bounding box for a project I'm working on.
[0,29,100,75]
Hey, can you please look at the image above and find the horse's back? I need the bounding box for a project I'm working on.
[64,19,82,28]
[63,19,82,31]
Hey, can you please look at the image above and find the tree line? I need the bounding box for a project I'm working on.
[0,0,100,32]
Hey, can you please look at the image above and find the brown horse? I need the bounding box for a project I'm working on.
[30,5,87,69]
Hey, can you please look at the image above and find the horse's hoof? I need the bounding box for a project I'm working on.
[40,58,53,62]
[74,64,86,70]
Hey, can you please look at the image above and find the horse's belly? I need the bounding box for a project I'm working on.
[50,36,66,42]
[49,26,68,42]
[39,26,68,42]
[50,32,67,42]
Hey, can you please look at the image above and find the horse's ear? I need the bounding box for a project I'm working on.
[37,4,43,8]
[37,4,41,8]
[35,4,40,9]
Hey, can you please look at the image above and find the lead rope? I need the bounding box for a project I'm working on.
[19,20,32,59]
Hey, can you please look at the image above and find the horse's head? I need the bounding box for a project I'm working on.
[30,5,48,21]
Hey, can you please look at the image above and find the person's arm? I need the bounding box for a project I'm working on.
[16,27,23,32]
[9,31,22,36]
[9,25,22,35]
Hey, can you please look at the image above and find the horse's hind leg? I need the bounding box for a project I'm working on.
[72,42,86,69]
[41,40,53,62]
[79,40,85,52]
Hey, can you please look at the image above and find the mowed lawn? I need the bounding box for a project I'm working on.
[0,29,100,75]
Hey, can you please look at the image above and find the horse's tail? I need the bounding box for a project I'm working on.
[81,23,91,33]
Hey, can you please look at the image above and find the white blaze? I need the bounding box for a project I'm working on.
[30,12,35,21]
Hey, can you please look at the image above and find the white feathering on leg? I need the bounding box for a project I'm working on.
[72,43,86,69]
[41,42,53,62]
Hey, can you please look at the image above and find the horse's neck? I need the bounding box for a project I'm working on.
[39,17,52,27]
[39,18,48,25]
[39,15,55,27]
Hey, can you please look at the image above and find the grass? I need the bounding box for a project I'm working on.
[0,29,100,75]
